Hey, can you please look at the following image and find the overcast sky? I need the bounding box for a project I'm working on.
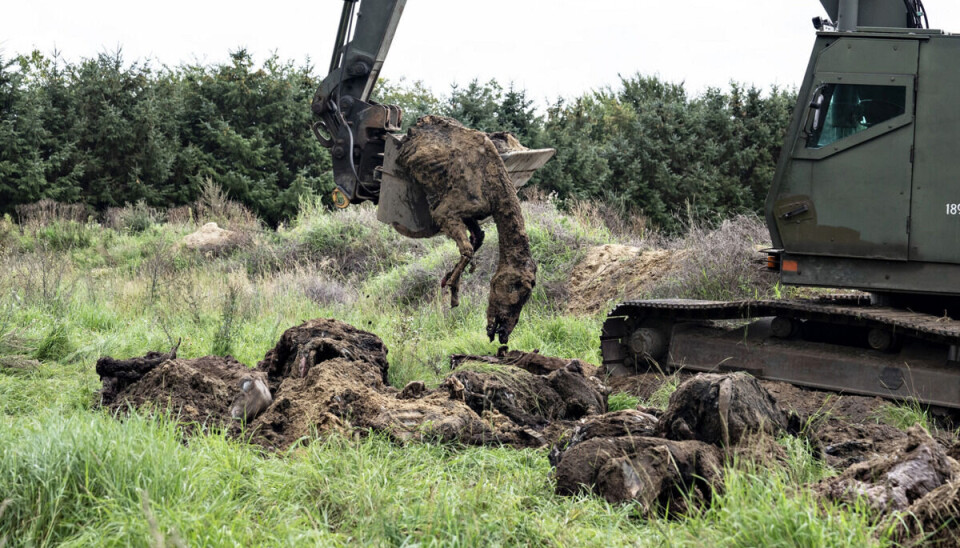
[3,1,959,104]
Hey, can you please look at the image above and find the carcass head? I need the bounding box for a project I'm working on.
[486,261,537,344]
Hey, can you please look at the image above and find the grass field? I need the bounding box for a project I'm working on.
[0,196,897,546]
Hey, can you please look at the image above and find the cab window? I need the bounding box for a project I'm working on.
[806,84,906,148]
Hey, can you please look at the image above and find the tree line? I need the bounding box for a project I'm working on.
[1,49,796,231]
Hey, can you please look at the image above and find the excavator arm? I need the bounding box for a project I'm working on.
[311,0,406,206]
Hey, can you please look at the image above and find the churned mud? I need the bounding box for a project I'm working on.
[817,426,958,512]
[396,116,536,344]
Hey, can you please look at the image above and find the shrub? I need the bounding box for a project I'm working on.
[211,283,243,357]
[292,197,416,278]
[394,264,440,307]
[104,200,162,233]
[651,214,775,300]
[193,179,261,232]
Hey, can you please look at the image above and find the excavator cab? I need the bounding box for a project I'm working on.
[766,0,960,297]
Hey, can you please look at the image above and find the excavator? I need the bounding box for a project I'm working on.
[313,0,960,408]
[310,0,554,239]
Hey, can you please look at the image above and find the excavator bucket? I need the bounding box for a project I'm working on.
[500,148,557,188]
[376,134,555,237]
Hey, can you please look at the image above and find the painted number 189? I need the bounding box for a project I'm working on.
[948,204,960,215]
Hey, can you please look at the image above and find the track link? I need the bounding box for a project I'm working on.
[601,297,960,408]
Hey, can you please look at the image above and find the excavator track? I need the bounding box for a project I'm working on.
[601,297,960,408]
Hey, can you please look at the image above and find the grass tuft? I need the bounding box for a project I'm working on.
[607,392,640,412]
[33,322,72,363]
[644,373,681,409]
[872,399,931,431]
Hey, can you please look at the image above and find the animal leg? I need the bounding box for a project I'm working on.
[465,218,485,274]
[437,216,474,308]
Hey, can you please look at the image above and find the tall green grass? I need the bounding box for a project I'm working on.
[0,199,896,546]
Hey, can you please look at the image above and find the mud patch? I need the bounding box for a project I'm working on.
[96,341,181,406]
[247,318,536,449]
[452,347,600,377]
[892,479,960,546]
[397,116,536,343]
[762,380,888,423]
[104,355,259,434]
[605,371,917,468]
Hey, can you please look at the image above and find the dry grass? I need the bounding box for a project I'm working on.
[15,200,89,228]
[192,179,261,232]
[651,214,775,300]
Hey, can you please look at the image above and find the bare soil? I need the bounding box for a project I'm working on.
[817,426,958,511]
[566,245,682,315]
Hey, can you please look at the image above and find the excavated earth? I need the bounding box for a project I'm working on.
[99,319,608,450]
[97,318,960,539]
[566,245,683,315]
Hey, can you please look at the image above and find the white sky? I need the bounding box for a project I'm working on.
[3,1,959,103]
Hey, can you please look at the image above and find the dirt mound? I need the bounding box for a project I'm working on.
[566,245,681,315]
[397,116,536,343]
[182,222,244,254]
[554,435,722,511]
[550,372,793,510]
[97,319,609,450]
[658,372,790,446]
[817,426,959,512]
[105,355,259,433]
[452,347,600,377]
[247,318,534,449]
[450,361,607,429]
[96,341,181,406]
